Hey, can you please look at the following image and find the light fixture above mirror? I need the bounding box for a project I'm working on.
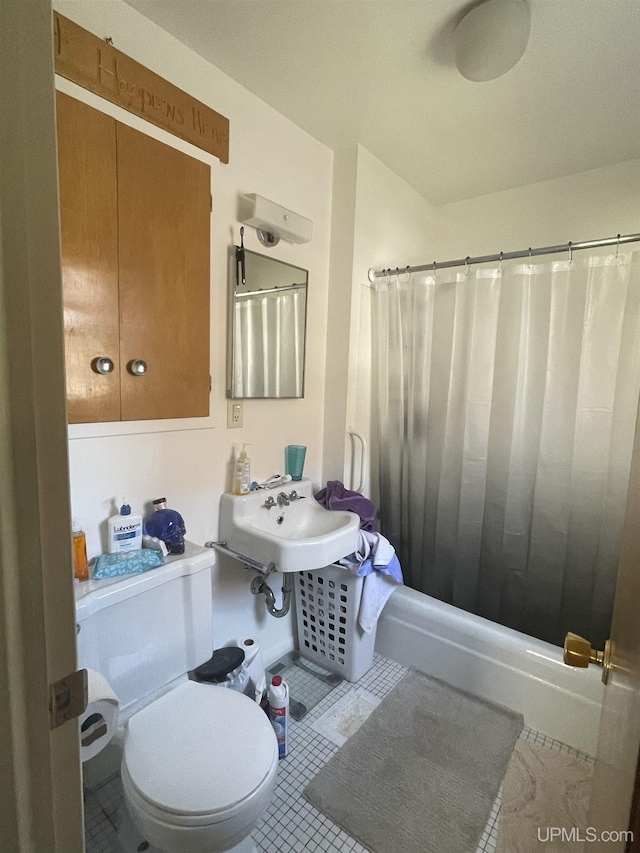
[238,193,313,248]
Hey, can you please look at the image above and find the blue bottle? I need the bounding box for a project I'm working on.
[145,498,186,555]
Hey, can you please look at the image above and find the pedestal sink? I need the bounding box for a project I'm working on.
[219,478,360,572]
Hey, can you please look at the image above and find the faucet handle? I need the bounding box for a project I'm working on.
[263,496,276,509]
[288,490,305,501]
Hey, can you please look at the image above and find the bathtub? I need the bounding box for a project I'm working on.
[375,586,603,756]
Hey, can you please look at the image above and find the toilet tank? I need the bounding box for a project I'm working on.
[76,542,214,711]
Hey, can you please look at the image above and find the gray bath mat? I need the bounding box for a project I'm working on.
[304,669,523,853]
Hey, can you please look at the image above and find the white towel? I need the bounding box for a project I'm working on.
[338,529,403,632]
[352,531,373,564]
[370,533,396,568]
[345,530,396,570]
[359,572,398,635]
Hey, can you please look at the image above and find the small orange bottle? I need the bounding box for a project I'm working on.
[72,519,89,582]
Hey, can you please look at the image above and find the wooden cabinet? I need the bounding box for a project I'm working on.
[56,92,211,424]
[57,91,120,423]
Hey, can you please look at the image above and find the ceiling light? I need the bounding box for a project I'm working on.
[454,0,531,82]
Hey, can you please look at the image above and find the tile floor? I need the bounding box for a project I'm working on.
[268,652,342,718]
[84,654,593,853]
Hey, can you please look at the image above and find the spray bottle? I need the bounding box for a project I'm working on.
[267,675,289,759]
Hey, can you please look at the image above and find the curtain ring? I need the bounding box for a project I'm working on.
[568,241,573,264]
[616,234,621,257]
[499,251,503,273]
[400,265,411,283]
[384,269,390,287]
[465,256,471,276]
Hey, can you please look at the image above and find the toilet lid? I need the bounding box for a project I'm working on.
[124,680,277,817]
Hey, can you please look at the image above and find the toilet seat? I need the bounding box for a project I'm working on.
[121,761,276,829]
[123,680,278,824]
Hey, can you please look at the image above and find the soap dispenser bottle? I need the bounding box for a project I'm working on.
[233,444,252,495]
[108,498,143,554]
[72,519,89,582]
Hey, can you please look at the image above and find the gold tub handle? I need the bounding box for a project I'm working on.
[564,632,612,684]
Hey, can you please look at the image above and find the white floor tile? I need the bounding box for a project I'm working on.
[84,654,588,853]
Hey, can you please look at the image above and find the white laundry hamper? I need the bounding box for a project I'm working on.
[295,564,376,682]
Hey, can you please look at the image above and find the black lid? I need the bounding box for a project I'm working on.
[152,497,167,505]
[193,647,246,683]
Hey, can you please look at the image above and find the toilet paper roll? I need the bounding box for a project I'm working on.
[80,669,119,763]
[229,637,265,702]
[239,637,261,667]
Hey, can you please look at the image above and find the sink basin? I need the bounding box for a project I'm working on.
[219,478,360,572]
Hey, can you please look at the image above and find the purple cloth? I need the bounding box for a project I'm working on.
[314,480,378,532]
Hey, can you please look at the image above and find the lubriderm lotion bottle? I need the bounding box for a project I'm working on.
[108,498,143,553]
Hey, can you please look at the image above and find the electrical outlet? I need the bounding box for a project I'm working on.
[227,399,243,429]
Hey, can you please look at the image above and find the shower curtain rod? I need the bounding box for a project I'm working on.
[367,232,640,282]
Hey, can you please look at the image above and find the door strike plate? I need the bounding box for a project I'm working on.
[49,668,88,730]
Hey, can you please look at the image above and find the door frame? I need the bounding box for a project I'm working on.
[628,750,640,851]
[0,0,84,850]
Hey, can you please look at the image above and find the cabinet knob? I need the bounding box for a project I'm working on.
[92,357,115,375]
[129,359,147,376]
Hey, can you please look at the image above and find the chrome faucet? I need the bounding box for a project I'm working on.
[265,491,304,509]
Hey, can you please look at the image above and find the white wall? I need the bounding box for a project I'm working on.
[337,149,640,507]
[320,145,444,505]
[324,145,443,496]
[56,0,334,663]
[322,147,358,483]
[438,158,640,257]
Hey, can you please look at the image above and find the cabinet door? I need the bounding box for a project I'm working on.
[116,123,211,421]
[56,92,120,423]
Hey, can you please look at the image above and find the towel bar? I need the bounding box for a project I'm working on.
[204,540,274,575]
[205,540,350,576]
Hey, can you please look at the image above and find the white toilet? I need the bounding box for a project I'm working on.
[76,543,278,853]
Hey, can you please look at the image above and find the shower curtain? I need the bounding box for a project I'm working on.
[376,250,640,648]
[234,289,304,397]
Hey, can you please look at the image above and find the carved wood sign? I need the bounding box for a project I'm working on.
[53,12,229,164]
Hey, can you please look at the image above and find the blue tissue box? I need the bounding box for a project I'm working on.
[92,549,164,580]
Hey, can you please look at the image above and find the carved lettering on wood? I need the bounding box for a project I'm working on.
[53,12,229,163]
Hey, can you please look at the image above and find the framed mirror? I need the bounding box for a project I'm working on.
[228,245,308,398]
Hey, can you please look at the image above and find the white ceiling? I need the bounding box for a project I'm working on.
[127,0,640,204]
